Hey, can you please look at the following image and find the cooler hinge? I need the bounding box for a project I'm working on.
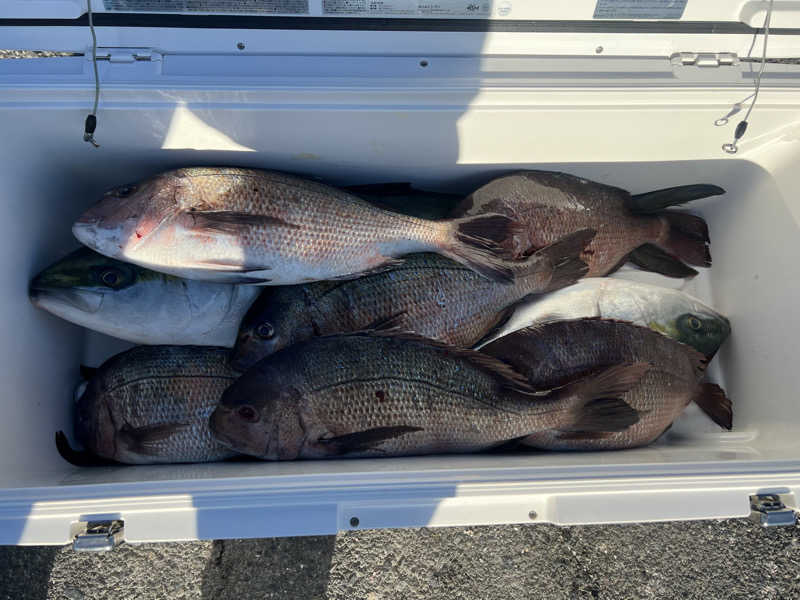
[750,494,798,527]
[671,52,739,68]
[670,52,741,82]
[92,47,161,63]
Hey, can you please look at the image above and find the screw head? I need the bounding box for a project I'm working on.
[528,510,538,520]
[595,46,604,54]
[350,517,360,527]
[237,42,245,50]
[419,60,429,68]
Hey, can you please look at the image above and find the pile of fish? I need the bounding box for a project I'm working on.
[30,168,732,465]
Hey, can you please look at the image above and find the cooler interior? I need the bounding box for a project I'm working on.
[1,51,799,514]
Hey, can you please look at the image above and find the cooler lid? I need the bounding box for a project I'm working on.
[2,2,799,70]
[0,1,792,25]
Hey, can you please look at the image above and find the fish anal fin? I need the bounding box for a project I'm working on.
[627,244,698,278]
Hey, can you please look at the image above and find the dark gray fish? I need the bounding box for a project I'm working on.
[211,331,643,460]
[230,230,594,371]
[481,318,732,450]
[76,346,240,464]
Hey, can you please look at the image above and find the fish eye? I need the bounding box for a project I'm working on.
[236,405,259,423]
[100,269,120,287]
[688,316,703,331]
[256,323,275,340]
[111,184,137,198]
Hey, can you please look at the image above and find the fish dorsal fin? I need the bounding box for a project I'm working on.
[354,329,537,395]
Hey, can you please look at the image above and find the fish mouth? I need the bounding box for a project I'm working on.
[29,285,104,314]
[228,345,258,373]
[209,407,238,450]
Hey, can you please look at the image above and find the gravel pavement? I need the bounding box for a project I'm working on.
[2,519,800,600]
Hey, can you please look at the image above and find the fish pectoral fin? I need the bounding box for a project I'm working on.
[362,311,409,333]
[118,422,189,455]
[79,365,98,381]
[187,211,300,235]
[328,258,406,281]
[317,426,423,455]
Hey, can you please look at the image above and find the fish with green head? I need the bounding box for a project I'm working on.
[29,247,260,347]
[479,278,730,360]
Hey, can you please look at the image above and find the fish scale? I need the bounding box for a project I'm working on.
[76,346,240,464]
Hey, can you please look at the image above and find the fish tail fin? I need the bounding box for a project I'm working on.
[657,212,711,268]
[694,382,732,430]
[521,229,594,292]
[441,213,518,283]
[627,184,725,214]
[627,244,699,278]
[558,362,648,433]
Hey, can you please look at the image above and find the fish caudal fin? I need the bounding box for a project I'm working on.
[559,362,648,433]
[443,213,518,283]
[627,244,699,279]
[526,229,595,291]
[658,212,711,268]
[627,184,725,214]
[694,383,732,430]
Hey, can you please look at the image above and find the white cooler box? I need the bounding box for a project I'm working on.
[2,1,800,547]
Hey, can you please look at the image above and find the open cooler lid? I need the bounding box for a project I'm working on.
[0,1,794,24]
[2,1,800,57]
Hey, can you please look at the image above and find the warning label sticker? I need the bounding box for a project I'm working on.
[102,0,309,14]
[323,0,490,17]
[593,0,687,20]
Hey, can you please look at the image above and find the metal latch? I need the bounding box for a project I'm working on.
[670,52,741,82]
[750,494,797,527]
[92,48,160,63]
[72,520,125,552]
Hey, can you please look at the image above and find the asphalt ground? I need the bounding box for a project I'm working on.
[2,518,800,600]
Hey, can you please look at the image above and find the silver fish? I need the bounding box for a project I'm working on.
[482,278,730,359]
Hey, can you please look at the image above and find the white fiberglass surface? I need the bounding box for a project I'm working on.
[0,95,798,494]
